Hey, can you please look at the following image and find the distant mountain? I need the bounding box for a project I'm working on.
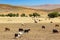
[0,4,48,15]
[29,4,60,10]
[0,4,60,15]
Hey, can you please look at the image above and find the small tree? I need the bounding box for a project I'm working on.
[0,14,5,17]
[16,13,19,17]
[7,13,19,17]
[7,13,13,17]
[29,14,33,17]
[33,13,40,17]
[12,14,16,17]
[21,13,27,17]
[58,14,60,16]
[48,12,59,18]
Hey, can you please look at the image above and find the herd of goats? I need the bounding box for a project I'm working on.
[4,23,60,39]
[2,18,60,39]
[5,27,30,39]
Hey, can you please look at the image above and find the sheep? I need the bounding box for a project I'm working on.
[19,28,23,32]
[55,24,59,27]
[24,29,30,33]
[42,26,45,29]
[52,29,59,33]
[5,28,10,31]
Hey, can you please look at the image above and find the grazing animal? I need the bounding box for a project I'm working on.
[24,29,30,33]
[39,20,41,21]
[19,28,23,32]
[50,21,53,23]
[42,26,45,29]
[14,33,21,39]
[55,24,59,27]
[5,28,10,31]
[18,31,24,35]
[21,23,24,26]
[34,19,37,23]
[53,29,59,33]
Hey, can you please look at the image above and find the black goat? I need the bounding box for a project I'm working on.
[19,28,23,32]
[42,26,45,29]
[14,33,21,39]
[53,29,59,33]
[24,29,30,33]
[15,33,18,38]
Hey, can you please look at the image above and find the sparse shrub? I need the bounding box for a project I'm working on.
[29,13,40,17]
[15,13,19,17]
[48,12,59,18]
[29,14,33,17]
[6,13,19,17]
[21,13,27,17]
[58,14,60,16]
[0,13,19,17]
[12,14,16,17]
[33,13,40,17]
[7,13,13,17]
[0,14,5,17]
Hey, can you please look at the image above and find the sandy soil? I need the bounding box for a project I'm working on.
[0,17,60,40]
[0,17,60,23]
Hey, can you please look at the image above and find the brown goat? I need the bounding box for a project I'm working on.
[55,24,59,27]
[5,28,10,31]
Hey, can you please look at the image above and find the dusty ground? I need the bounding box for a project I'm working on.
[0,23,60,40]
[0,17,60,23]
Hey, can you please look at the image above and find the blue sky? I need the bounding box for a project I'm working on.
[0,0,60,6]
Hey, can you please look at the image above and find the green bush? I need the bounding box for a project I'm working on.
[16,13,19,17]
[7,13,13,17]
[33,13,40,17]
[0,14,5,17]
[21,13,27,17]
[48,12,59,18]
[6,13,19,17]
[29,13,40,17]
[58,14,60,16]
[29,14,33,17]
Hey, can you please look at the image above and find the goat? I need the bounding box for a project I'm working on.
[53,29,59,33]
[21,23,24,26]
[55,24,59,27]
[14,33,21,39]
[50,21,53,23]
[34,19,37,23]
[19,28,23,32]
[42,26,45,29]
[18,31,24,35]
[24,29,30,33]
[5,28,10,31]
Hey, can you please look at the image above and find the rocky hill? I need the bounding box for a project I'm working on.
[0,4,48,15]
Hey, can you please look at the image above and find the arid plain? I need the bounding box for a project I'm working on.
[0,4,60,40]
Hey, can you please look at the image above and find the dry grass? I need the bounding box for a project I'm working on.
[0,23,60,40]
